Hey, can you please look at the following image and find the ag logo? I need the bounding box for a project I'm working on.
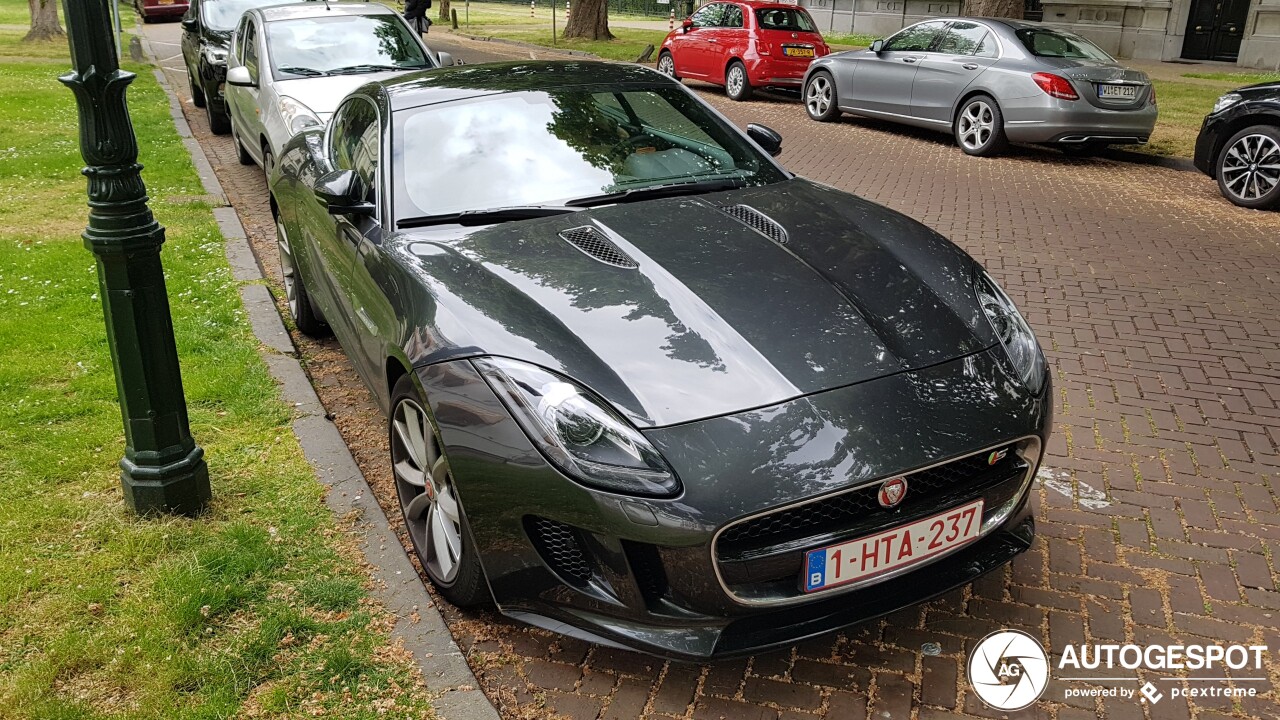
[968,630,1049,711]
[877,476,908,508]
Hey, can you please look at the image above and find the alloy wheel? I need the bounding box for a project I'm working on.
[1221,133,1280,203]
[727,65,745,97]
[958,100,995,152]
[275,214,299,319]
[657,53,675,77]
[391,398,464,584]
[806,75,831,117]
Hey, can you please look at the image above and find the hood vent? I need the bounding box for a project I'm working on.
[720,204,788,245]
[559,226,638,269]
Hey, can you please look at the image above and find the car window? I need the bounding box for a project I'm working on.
[394,86,787,220]
[242,20,258,79]
[1015,28,1114,61]
[753,7,816,32]
[882,20,946,52]
[234,15,249,54]
[721,4,743,28]
[329,99,379,202]
[691,3,724,28]
[201,0,280,32]
[935,22,991,56]
[266,14,432,79]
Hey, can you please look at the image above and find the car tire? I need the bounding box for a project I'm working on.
[804,71,840,122]
[206,102,231,135]
[262,149,275,181]
[725,60,753,102]
[1215,124,1280,210]
[235,129,254,166]
[657,51,679,81]
[954,94,1007,157]
[274,209,329,337]
[189,76,207,108]
[389,374,491,608]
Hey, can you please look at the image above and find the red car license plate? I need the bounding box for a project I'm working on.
[803,499,984,592]
[783,46,815,58]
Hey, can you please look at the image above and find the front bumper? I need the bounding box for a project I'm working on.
[1194,113,1228,177]
[419,347,1051,659]
[1001,96,1157,145]
[199,60,229,110]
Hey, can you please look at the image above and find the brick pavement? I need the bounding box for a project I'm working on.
[140,25,1280,720]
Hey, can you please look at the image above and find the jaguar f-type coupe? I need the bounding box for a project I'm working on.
[268,61,1052,659]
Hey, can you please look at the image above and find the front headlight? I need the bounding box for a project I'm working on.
[278,96,322,135]
[202,46,228,66]
[474,357,681,497]
[1212,92,1243,114]
[975,272,1046,394]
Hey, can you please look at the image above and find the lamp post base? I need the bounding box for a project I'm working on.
[121,445,211,517]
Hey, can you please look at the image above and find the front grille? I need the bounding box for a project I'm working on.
[718,445,1024,557]
[719,204,788,245]
[559,226,638,268]
[526,517,593,586]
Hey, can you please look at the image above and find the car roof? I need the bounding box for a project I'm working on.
[255,1,396,22]
[378,60,672,111]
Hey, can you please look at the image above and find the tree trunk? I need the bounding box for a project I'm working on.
[438,0,451,22]
[563,0,613,41]
[24,0,63,42]
[963,0,1023,18]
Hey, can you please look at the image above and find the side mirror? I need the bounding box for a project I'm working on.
[314,170,374,216]
[181,16,198,31]
[226,65,254,87]
[436,50,455,67]
[870,39,884,53]
[746,123,782,157]
[682,19,694,32]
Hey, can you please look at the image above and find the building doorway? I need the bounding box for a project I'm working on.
[1182,0,1251,61]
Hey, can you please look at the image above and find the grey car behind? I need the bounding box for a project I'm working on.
[802,18,1157,156]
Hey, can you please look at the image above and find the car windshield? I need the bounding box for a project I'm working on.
[201,0,276,31]
[394,86,786,220]
[267,15,431,78]
[754,8,816,32]
[1015,28,1114,61]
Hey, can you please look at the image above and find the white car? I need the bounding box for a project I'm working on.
[224,1,453,176]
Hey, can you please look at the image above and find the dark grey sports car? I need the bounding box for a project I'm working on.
[269,61,1052,659]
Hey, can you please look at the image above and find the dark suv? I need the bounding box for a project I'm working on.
[1194,81,1280,210]
[182,0,278,134]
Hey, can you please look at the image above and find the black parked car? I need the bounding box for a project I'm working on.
[181,0,278,134]
[269,61,1052,659]
[1194,81,1280,209]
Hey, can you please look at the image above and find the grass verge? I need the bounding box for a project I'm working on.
[0,11,436,720]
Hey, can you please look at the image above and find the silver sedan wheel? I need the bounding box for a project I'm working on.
[958,100,996,152]
[391,398,463,584]
[1221,133,1280,202]
[275,214,298,319]
[727,65,745,97]
[657,53,675,77]
[806,75,832,117]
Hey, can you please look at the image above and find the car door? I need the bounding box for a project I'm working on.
[236,17,266,160]
[181,0,200,80]
[705,3,746,84]
[848,20,946,116]
[911,21,999,123]
[677,3,725,79]
[226,16,253,151]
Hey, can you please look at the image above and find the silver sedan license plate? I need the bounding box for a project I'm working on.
[1098,84,1138,100]
[803,499,983,593]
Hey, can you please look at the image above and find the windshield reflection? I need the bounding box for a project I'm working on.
[267,16,430,78]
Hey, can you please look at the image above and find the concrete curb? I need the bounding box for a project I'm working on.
[139,30,500,720]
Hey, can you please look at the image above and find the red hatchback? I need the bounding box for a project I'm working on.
[658,1,829,101]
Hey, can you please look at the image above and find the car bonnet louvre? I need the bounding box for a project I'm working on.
[719,204,788,245]
[558,225,639,269]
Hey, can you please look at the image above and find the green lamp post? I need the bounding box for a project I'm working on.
[60,0,211,516]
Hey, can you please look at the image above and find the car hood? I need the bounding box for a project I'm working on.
[395,178,996,427]
[1038,58,1149,83]
[274,71,412,117]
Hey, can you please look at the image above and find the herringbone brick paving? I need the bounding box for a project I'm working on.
[145,26,1280,720]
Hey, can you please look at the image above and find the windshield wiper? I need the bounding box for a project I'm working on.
[277,66,328,77]
[398,206,580,229]
[566,177,746,208]
[328,63,403,75]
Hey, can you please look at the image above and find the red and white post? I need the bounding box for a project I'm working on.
[565,0,571,21]
[669,7,674,30]
[530,0,535,19]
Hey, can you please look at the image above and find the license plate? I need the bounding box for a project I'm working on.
[803,499,984,593]
[1098,84,1137,100]
[783,46,815,58]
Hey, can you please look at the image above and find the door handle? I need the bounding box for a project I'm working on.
[963,63,979,70]
[355,307,378,335]
[903,56,917,63]
[708,38,718,43]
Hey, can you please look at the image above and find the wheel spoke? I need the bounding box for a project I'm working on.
[436,486,460,524]
[430,506,458,576]
[430,455,449,490]
[404,490,433,521]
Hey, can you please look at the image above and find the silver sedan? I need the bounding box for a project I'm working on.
[801,18,1158,156]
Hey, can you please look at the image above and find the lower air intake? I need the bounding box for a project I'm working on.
[526,516,594,586]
